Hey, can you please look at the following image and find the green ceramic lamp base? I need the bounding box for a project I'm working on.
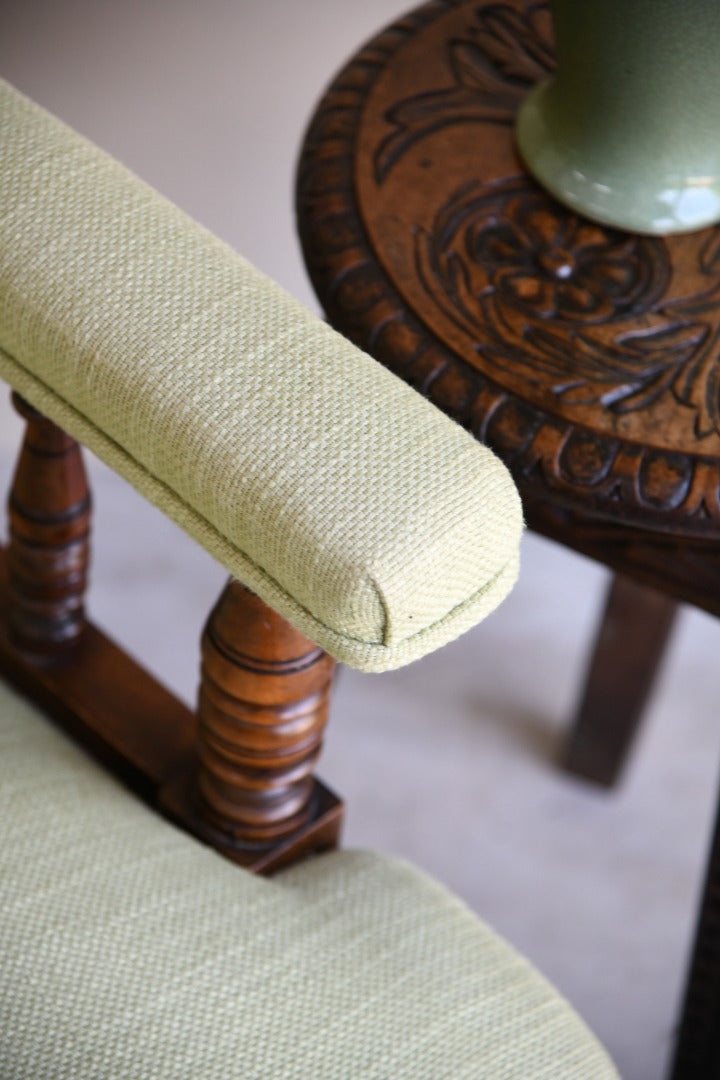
[516,81,720,236]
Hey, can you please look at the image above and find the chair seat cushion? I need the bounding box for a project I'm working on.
[0,80,522,673]
[0,682,617,1079]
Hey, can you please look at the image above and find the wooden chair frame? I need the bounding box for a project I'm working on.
[1,391,343,873]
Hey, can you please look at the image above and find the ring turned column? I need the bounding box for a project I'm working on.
[7,393,91,655]
[160,579,344,873]
[196,579,335,841]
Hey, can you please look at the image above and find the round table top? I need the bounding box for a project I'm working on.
[296,0,720,539]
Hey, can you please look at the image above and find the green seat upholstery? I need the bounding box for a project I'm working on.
[0,683,617,1079]
[0,80,522,673]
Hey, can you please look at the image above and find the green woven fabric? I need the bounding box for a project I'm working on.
[0,684,617,1079]
[0,80,522,672]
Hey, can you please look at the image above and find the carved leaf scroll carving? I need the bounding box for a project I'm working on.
[375,1,554,181]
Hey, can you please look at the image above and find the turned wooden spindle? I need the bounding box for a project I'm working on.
[195,579,336,847]
[7,393,91,654]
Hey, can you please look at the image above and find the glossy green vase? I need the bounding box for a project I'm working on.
[516,0,720,234]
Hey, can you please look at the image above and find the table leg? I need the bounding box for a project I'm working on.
[562,573,678,787]
[670,778,720,1079]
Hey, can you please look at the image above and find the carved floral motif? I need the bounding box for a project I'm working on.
[414,178,719,418]
[456,180,668,324]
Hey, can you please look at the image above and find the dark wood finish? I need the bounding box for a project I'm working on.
[7,393,90,653]
[671,795,720,1080]
[161,771,344,875]
[2,530,342,873]
[562,574,677,786]
[0,545,195,800]
[160,580,343,872]
[1,394,194,802]
[525,499,720,621]
[294,1,720,1070]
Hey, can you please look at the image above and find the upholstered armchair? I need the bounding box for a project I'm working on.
[0,80,617,1077]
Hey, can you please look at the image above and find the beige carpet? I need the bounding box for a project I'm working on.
[3,3,720,1076]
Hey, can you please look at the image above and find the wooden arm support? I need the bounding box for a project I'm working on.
[197,581,335,840]
[160,580,343,872]
[1,394,343,872]
[8,393,90,654]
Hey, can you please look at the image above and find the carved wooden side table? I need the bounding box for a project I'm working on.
[295,1,720,1076]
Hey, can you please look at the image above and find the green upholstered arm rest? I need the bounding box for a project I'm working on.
[0,79,522,672]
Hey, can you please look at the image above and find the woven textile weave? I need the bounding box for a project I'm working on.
[0,684,618,1079]
[0,79,522,672]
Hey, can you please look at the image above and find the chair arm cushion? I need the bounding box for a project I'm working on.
[0,79,522,672]
[0,681,618,1079]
